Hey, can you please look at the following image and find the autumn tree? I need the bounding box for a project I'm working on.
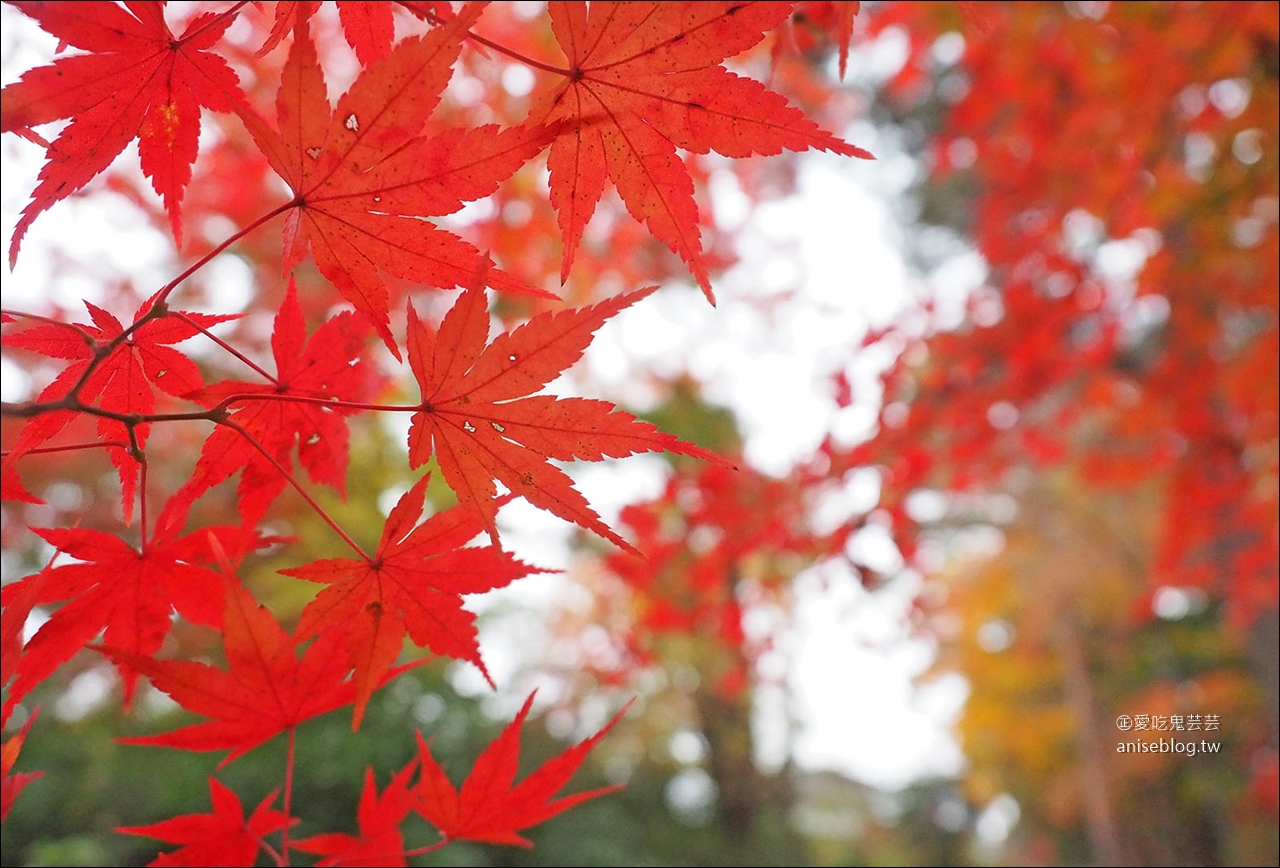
[0,2,873,864]
[829,2,1279,863]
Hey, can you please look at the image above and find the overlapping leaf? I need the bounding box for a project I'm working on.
[242,2,554,355]
[282,475,536,728]
[0,712,41,822]
[102,581,414,764]
[1,1,247,262]
[257,2,455,66]
[0,460,41,505]
[5,297,234,523]
[177,279,378,528]
[414,692,630,846]
[530,1,873,301]
[118,778,295,868]
[790,1,860,78]
[1,498,260,720]
[293,765,417,867]
[406,275,727,555]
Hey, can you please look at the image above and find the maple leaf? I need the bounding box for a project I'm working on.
[241,2,555,356]
[259,1,393,65]
[1,1,247,262]
[1,710,42,822]
[293,764,417,867]
[414,691,631,846]
[0,497,262,720]
[0,461,42,505]
[118,777,296,867]
[102,581,416,764]
[258,2,454,65]
[176,278,379,528]
[5,297,235,523]
[529,1,873,302]
[282,474,537,728]
[336,1,396,66]
[788,2,860,78]
[1,558,43,696]
[406,275,728,555]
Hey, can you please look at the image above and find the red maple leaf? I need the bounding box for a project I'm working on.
[0,497,261,720]
[102,581,415,764]
[0,461,42,505]
[118,777,296,868]
[293,764,417,867]
[5,296,235,523]
[258,2,454,66]
[335,1,397,66]
[241,2,554,355]
[1,1,247,262]
[406,273,728,555]
[1,556,44,699]
[789,2,861,79]
[282,474,537,728]
[176,278,379,528]
[1,710,42,822]
[414,691,630,846]
[530,1,872,302]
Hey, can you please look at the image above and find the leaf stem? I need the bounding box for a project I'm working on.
[172,311,281,385]
[0,309,96,338]
[420,7,569,76]
[464,28,571,75]
[282,727,296,866]
[219,416,371,561]
[154,200,297,307]
[139,460,149,555]
[180,1,250,45]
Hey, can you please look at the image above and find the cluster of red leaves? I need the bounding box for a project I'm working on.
[836,1,1279,624]
[579,461,855,698]
[118,689,628,866]
[829,0,1279,834]
[0,1,868,862]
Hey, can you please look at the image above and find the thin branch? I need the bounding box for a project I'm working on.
[214,392,418,415]
[1,397,219,426]
[1,440,133,458]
